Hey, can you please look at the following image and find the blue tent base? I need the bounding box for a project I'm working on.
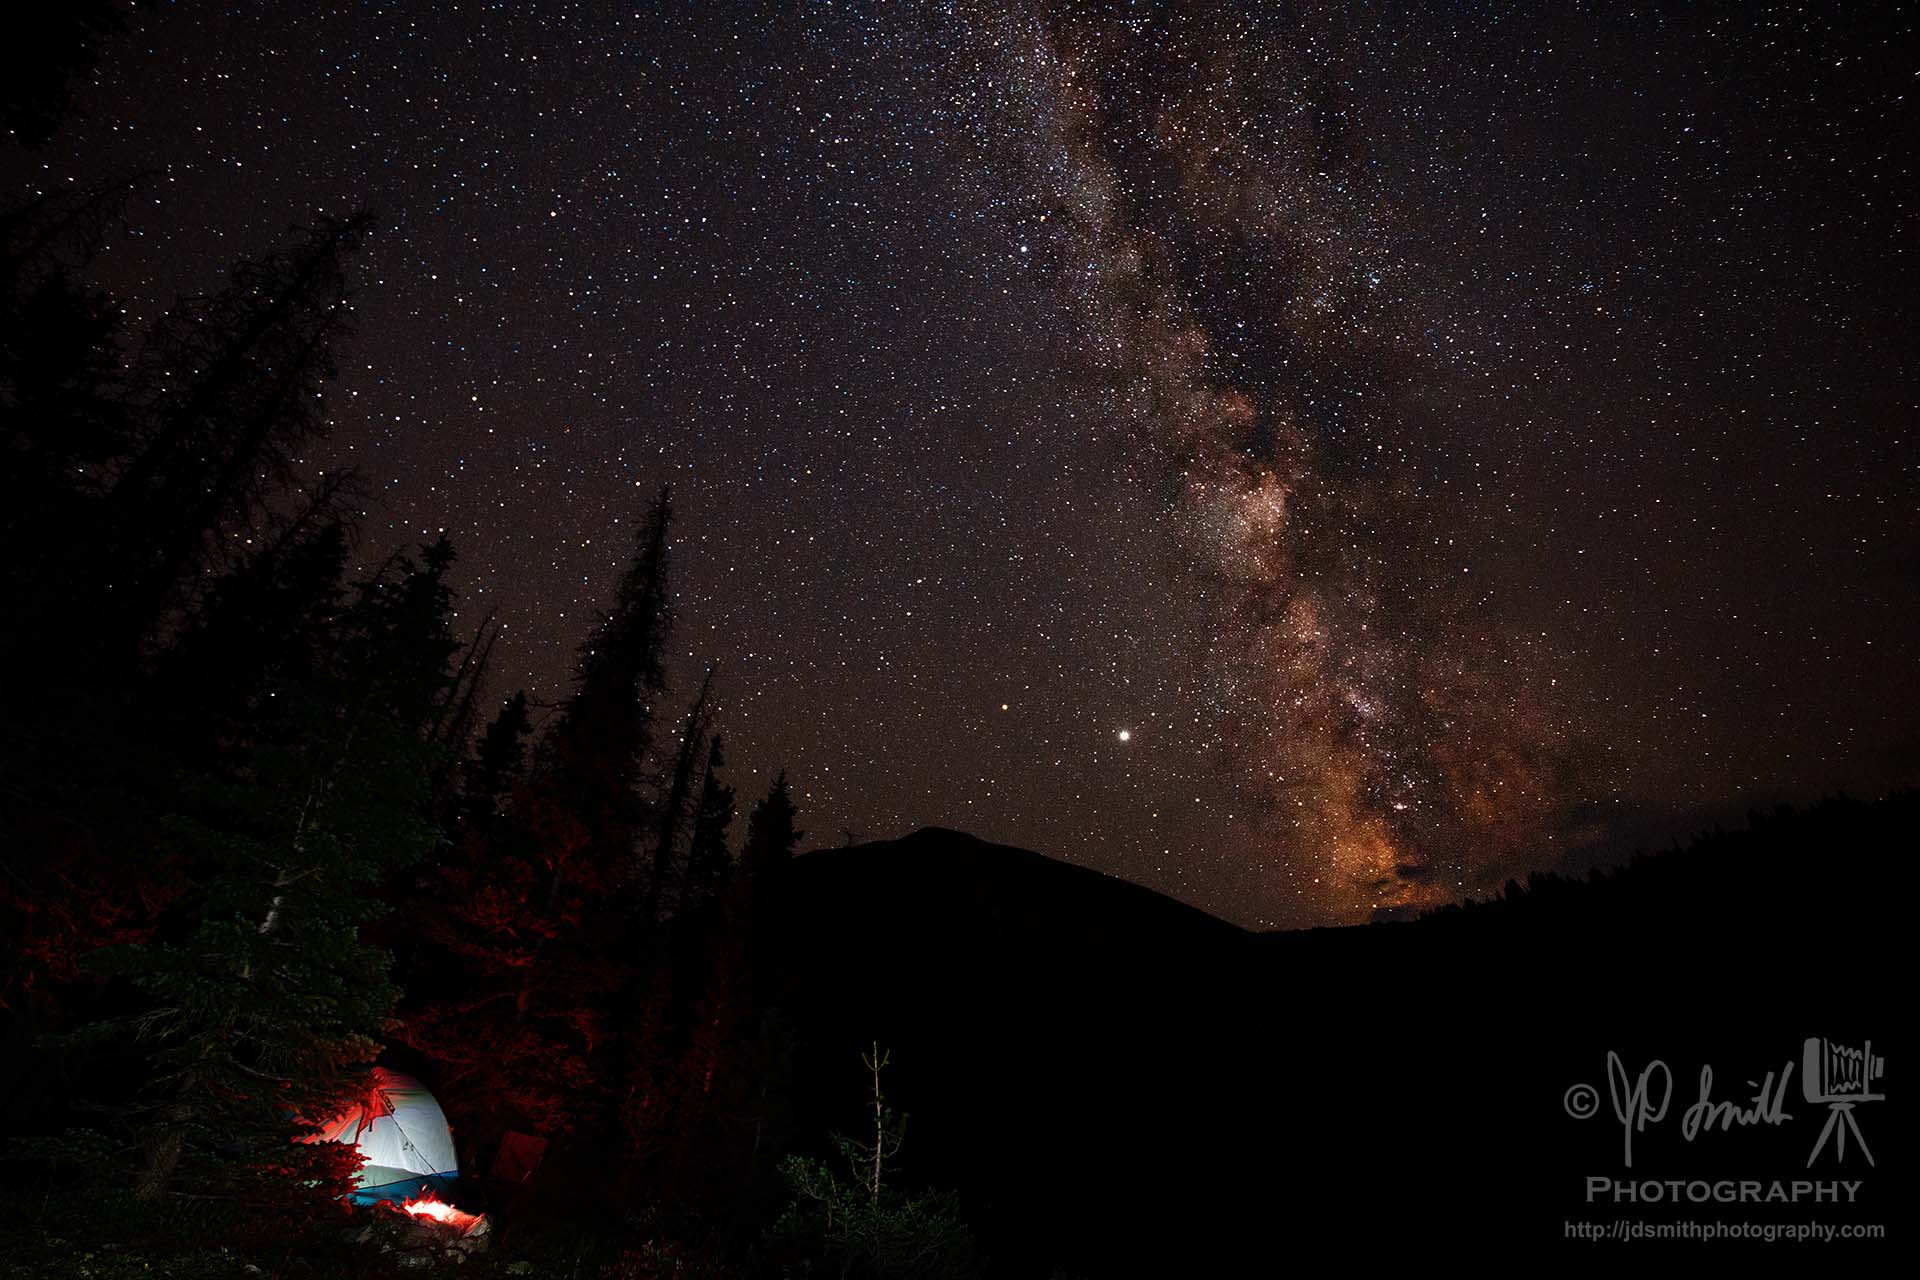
[350,1171,459,1206]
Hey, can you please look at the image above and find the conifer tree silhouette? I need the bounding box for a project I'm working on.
[682,735,738,913]
[96,542,461,1205]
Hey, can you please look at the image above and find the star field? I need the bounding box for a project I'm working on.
[9,1,1911,925]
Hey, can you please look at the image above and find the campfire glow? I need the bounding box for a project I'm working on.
[401,1191,457,1221]
[372,1187,491,1259]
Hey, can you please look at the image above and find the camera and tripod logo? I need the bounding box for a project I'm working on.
[1802,1037,1884,1168]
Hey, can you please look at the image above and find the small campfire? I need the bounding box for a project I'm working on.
[350,1187,491,1264]
[399,1190,469,1225]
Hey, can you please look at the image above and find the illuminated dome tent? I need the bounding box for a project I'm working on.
[311,1068,459,1205]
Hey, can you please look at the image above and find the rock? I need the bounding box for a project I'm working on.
[447,1219,492,1258]
[403,1223,444,1249]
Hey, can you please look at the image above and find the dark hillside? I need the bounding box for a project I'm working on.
[766,800,1909,1270]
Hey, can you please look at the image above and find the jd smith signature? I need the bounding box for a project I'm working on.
[1604,1051,1794,1167]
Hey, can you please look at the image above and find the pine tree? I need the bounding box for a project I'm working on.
[460,690,532,829]
[91,542,461,1206]
[395,488,676,1156]
[682,736,737,914]
[103,212,371,661]
[424,612,498,822]
[741,770,805,880]
[731,770,807,1178]
[644,668,715,921]
[777,1045,973,1276]
[618,711,736,1192]
[542,484,673,878]
[0,205,372,1083]
[148,491,354,761]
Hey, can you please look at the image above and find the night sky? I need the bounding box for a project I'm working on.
[10,1,1911,927]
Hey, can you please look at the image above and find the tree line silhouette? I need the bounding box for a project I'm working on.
[1415,791,1914,939]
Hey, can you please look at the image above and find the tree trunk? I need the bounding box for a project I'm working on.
[133,1092,195,1203]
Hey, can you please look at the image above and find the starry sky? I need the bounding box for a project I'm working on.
[8,1,1912,926]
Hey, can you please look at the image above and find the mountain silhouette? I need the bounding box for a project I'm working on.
[767,828,1257,1271]
[781,825,1248,953]
[763,801,1906,1270]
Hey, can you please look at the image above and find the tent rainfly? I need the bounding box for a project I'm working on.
[310,1068,459,1205]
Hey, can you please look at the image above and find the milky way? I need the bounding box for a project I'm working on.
[945,2,1592,916]
[7,2,1911,926]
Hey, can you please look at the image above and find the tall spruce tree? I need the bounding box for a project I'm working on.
[148,493,355,763]
[645,668,715,921]
[460,690,532,829]
[396,487,676,1155]
[103,212,370,663]
[682,735,737,914]
[741,770,805,881]
[542,484,673,877]
[90,542,461,1206]
[636,754,793,1215]
[1,207,372,1094]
